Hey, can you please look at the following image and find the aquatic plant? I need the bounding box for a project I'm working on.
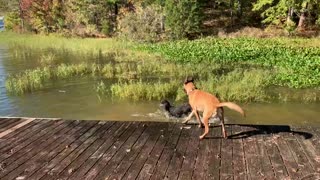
[139,37,320,88]
[110,80,179,101]
[196,69,271,102]
[39,53,57,66]
[6,63,95,95]
[105,69,271,102]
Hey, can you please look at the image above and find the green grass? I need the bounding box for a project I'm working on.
[110,80,180,101]
[139,37,320,88]
[6,63,97,94]
[0,31,133,54]
[97,69,271,102]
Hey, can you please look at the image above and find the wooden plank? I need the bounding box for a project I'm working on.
[241,125,265,180]
[124,123,175,179]
[0,120,319,180]
[84,122,146,180]
[231,125,247,180]
[306,127,320,154]
[192,127,212,180]
[1,120,85,180]
[136,123,177,180]
[282,131,314,179]
[177,125,200,180]
[220,125,233,180]
[0,118,35,138]
[80,122,141,180]
[0,118,23,133]
[121,123,174,180]
[108,123,168,180]
[0,120,65,162]
[0,118,9,126]
[0,119,24,133]
[36,120,109,180]
[27,120,100,180]
[0,119,42,141]
[13,120,89,179]
[36,121,115,180]
[149,123,183,180]
[270,127,301,179]
[293,127,320,172]
[255,127,276,179]
[205,126,221,180]
[0,120,57,152]
[0,120,41,151]
[0,120,75,178]
[191,129,208,180]
[262,128,289,179]
[0,118,17,130]
[164,125,193,180]
[67,122,131,180]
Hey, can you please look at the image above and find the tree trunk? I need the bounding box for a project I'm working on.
[230,0,234,26]
[298,3,308,30]
[286,7,293,24]
[236,0,242,19]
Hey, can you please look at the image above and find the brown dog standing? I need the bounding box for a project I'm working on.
[183,77,245,139]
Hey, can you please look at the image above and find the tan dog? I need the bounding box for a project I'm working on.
[183,77,245,139]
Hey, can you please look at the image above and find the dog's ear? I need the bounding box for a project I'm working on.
[184,76,194,85]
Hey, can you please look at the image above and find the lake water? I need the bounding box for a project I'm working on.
[0,45,319,126]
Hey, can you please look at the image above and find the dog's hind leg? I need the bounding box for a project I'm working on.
[194,111,202,128]
[199,112,212,139]
[219,107,227,138]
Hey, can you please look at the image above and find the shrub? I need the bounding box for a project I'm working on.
[117,5,164,42]
[164,0,203,39]
[4,11,21,31]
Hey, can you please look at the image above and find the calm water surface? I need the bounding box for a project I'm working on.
[0,45,319,126]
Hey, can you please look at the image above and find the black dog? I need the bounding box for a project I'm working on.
[160,100,192,118]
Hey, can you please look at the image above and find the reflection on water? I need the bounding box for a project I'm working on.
[0,45,319,126]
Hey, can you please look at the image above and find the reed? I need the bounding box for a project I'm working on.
[110,80,179,101]
[6,63,95,94]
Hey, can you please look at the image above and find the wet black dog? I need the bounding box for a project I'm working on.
[160,99,192,118]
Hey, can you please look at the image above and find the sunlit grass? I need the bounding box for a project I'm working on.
[96,69,271,102]
[0,31,133,54]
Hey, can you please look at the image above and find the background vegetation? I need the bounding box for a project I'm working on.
[0,1,319,103]
[1,0,320,39]
[2,33,319,103]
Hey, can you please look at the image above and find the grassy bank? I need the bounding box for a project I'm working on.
[0,32,132,54]
[2,32,320,102]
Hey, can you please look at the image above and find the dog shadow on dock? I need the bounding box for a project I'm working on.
[221,124,313,140]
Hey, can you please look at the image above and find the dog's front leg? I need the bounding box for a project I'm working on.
[182,111,194,124]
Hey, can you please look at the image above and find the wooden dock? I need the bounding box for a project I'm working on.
[0,118,320,180]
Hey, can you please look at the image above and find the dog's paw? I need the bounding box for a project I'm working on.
[199,135,205,140]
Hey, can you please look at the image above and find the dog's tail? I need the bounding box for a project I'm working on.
[217,102,245,117]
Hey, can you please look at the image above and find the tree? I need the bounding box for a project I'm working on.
[253,0,320,31]
[165,0,203,39]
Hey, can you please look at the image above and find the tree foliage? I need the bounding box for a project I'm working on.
[1,0,320,38]
[164,0,203,39]
[253,0,320,30]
